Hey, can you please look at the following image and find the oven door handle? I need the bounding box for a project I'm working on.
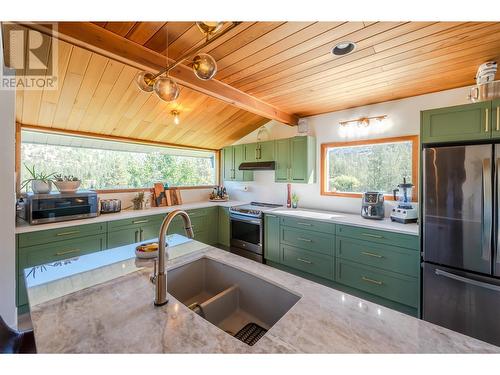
[230,215,262,225]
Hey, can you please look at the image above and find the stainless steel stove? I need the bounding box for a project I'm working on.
[229,202,282,218]
[229,202,282,263]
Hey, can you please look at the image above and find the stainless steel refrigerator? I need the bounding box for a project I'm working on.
[423,143,500,346]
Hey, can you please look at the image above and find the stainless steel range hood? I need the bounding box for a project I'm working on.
[238,161,276,170]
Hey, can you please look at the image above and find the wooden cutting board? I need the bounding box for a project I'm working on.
[153,183,166,207]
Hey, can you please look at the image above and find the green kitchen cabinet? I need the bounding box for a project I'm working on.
[275,138,290,182]
[17,222,106,248]
[17,233,107,310]
[222,146,234,181]
[421,101,492,143]
[335,259,419,308]
[274,136,316,183]
[244,141,275,162]
[264,214,420,316]
[222,145,253,181]
[107,215,164,248]
[264,213,280,263]
[107,227,141,248]
[491,99,500,139]
[218,206,231,248]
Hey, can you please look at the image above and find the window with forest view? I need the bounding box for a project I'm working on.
[20,130,216,191]
[322,136,418,197]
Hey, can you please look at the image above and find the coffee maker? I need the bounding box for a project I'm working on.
[361,192,385,220]
[390,177,418,223]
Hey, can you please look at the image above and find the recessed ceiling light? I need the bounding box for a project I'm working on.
[332,41,356,56]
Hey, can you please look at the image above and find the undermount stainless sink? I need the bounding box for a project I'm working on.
[167,257,301,345]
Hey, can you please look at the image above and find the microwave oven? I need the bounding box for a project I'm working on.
[27,190,98,224]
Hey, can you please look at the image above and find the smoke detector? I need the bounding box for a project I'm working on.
[476,61,497,85]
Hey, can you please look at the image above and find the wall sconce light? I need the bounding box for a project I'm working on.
[339,115,387,128]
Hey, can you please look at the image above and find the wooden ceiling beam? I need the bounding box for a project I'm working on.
[18,22,298,126]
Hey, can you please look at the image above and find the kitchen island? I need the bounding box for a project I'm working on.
[26,236,498,353]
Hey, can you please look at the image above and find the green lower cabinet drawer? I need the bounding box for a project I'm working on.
[280,216,335,234]
[18,222,106,247]
[281,226,334,256]
[18,234,107,270]
[108,215,162,231]
[17,234,107,308]
[336,225,419,250]
[282,244,334,280]
[335,259,418,308]
[336,237,419,277]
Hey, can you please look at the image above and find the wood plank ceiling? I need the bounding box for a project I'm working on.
[14,21,500,149]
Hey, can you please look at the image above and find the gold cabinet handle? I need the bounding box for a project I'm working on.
[56,230,80,236]
[496,106,499,131]
[297,257,312,264]
[55,248,80,256]
[362,233,384,239]
[297,237,312,242]
[361,251,383,258]
[362,276,383,286]
[485,108,489,132]
[297,222,312,226]
[132,219,149,224]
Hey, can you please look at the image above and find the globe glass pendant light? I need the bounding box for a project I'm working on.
[196,22,224,36]
[136,71,155,92]
[153,77,180,102]
[192,53,218,81]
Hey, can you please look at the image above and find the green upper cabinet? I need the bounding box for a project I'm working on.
[491,99,500,139]
[421,101,492,144]
[222,146,234,181]
[275,136,316,183]
[222,145,253,182]
[245,140,275,162]
[275,138,290,182]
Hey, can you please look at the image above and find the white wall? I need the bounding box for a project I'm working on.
[226,86,473,215]
[0,68,17,324]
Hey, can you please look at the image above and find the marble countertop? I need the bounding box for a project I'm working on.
[16,199,418,236]
[15,200,249,234]
[27,238,496,353]
[268,207,419,235]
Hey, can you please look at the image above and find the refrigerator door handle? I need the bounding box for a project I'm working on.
[482,158,492,261]
[435,268,500,292]
[496,157,500,275]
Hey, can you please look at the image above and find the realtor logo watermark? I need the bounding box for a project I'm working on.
[1,23,58,90]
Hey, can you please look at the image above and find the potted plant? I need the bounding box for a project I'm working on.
[132,191,145,210]
[291,193,299,209]
[21,164,56,194]
[53,174,81,193]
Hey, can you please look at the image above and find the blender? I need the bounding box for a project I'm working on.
[390,177,418,223]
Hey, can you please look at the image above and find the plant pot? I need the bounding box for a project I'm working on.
[31,180,52,194]
[54,180,81,193]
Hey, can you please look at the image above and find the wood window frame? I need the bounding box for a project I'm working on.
[320,135,419,201]
[16,124,220,195]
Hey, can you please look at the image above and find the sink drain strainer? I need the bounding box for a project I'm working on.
[234,323,267,346]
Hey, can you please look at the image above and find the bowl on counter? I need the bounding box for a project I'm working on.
[53,180,81,193]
